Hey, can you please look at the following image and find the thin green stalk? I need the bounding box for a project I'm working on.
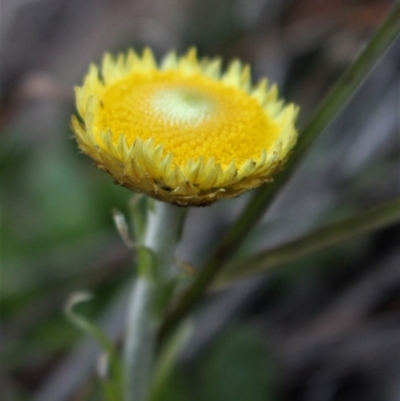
[65,292,124,400]
[215,198,400,287]
[124,278,157,401]
[158,3,400,344]
[124,201,186,401]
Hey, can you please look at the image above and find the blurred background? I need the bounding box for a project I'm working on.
[1,0,399,400]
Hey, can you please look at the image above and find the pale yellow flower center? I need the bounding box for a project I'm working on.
[152,87,214,125]
[95,70,280,168]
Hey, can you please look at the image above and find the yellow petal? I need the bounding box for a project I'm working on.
[71,47,299,206]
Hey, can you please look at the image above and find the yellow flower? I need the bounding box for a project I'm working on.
[72,48,298,206]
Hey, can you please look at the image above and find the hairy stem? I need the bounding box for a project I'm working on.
[124,201,186,401]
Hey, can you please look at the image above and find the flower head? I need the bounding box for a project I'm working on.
[72,48,298,206]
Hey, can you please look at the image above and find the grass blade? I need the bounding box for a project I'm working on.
[158,3,400,343]
[215,198,400,287]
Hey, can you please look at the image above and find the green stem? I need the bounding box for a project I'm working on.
[124,201,186,401]
[124,278,157,401]
[158,3,400,344]
[215,198,400,287]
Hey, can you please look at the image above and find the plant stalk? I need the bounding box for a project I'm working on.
[158,2,400,344]
[215,198,400,287]
[124,201,186,401]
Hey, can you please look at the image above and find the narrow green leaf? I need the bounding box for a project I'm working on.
[129,193,149,242]
[149,320,193,401]
[136,245,158,280]
[65,292,123,400]
[112,208,135,249]
[158,3,400,344]
[215,198,400,287]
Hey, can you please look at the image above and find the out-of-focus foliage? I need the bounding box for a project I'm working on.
[1,0,399,401]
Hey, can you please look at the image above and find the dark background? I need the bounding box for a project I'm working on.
[1,0,399,400]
